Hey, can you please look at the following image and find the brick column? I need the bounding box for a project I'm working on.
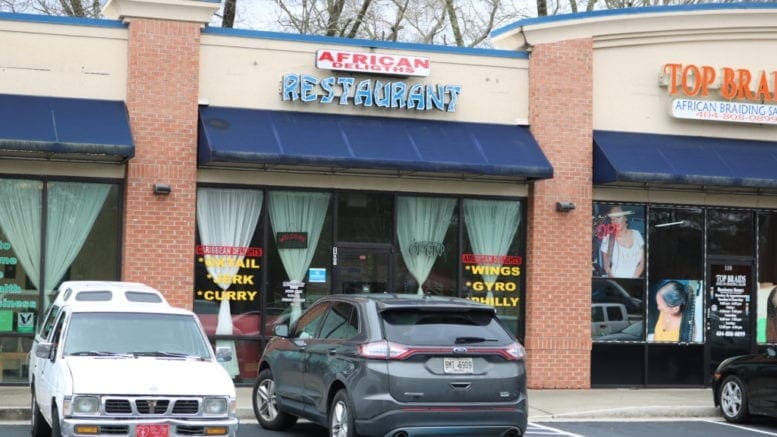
[525,38,593,388]
[122,19,201,308]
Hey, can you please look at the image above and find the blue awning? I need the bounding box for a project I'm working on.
[198,107,553,180]
[594,130,777,188]
[0,94,134,162]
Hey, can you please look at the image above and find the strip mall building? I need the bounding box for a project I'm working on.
[1,0,776,388]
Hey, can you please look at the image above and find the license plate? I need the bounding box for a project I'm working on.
[136,424,169,437]
[443,357,473,374]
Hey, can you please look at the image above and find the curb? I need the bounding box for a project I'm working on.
[530,406,720,421]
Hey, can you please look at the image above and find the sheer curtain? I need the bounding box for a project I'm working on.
[396,196,455,295]
[45,182,110,305]
[196,188,264,378]
[0,179,43,291]
[463,199,521,297]
[268,191,330,323]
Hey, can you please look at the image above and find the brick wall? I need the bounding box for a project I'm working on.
[525,38,593,388]
[122,19,200,309]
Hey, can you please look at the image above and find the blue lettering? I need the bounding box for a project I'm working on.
[337,77,355,105]
[390,81,407,109]
[407,84,425,110]
[445,85,461,112]
[354,79,373,107]
[320,76,336,104]
[374,80,390,108]
[426,85,445,111]
[300,74,318,102]
[281,74,300,101]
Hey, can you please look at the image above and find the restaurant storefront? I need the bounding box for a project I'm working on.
[2,1,777,388]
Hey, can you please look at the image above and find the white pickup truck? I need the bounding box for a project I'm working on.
[29,281,238,437]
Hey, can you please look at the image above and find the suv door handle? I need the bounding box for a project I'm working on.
[328,348,337,356]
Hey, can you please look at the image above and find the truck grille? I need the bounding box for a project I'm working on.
[103,397,202,416]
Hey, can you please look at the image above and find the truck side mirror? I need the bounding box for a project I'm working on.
[215,346,232,362]
[35,343,54,360]
[274,324,289,337]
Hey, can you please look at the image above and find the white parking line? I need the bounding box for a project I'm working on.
[528,422,583,436]
[701,419,777,436]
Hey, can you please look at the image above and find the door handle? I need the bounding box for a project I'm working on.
[328,348,337,356]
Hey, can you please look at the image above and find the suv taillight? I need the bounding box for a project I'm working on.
[503,342,526,361]
[358,341,411,360]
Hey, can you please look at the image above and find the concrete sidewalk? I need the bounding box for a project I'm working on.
[0,385,720,422]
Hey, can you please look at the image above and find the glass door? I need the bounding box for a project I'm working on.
[333,246,392,294]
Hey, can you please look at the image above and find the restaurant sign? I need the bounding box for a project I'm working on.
[281,48,461,113]
[316,49,430,77]
[663,63,777,125]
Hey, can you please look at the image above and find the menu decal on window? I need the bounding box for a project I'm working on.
[710,265,751,341]
[462,253,521,307]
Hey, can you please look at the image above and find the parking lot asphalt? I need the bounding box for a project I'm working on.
[0,385,719,422]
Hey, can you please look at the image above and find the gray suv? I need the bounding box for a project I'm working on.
[253,293,527,437]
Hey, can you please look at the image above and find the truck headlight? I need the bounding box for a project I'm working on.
[71,396,100,416]
[202,397,227,415]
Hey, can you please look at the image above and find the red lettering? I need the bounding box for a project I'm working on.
[664,63,682,95]
[720,67,737,99]
[352,53,367,64]
[700,65,716,96]
[396,58,412,68]
[317,50,334,62]
[379,56,393,66]
[414,58,430,70]
[336,52,350,63]
[755,71,772,101]
[737,69,755,99]
[681,65,702,96]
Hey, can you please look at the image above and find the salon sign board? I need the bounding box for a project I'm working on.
[662,63,777,125]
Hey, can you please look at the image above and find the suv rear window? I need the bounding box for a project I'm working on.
[381,309,513,346]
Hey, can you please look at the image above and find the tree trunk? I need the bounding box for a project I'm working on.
[222,0,236,28]
[537,0,548,16]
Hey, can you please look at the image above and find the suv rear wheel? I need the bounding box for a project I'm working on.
[253,368,297,430]
[329,389,354,437]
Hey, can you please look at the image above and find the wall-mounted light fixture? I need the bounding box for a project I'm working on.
[153,183,172,195]
[556,201,575,213]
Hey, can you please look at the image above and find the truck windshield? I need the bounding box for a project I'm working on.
[63,312,212,359]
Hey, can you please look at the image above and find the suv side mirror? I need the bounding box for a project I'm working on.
[274,324,289,337]
[35,343,54,360]
[215,346,232,362]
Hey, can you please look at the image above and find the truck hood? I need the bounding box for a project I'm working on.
[65,357,235,396]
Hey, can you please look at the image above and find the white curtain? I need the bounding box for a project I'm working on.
[463,199,521,297]
[0,179,43,290]
[396,196,455,295]
[268,191,330,323]
[196,188,263,378]
[45,182,111,305]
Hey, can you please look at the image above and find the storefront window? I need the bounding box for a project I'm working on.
[647,207,704,344]
[592,203,646,342]
[337,192,392,243]
[0,178,120,384]
[757,212,777,344]
[461,199,524,338]
[395,196,457,296]
[708,209,754,256]
[193,187,264,381]
[265,190,332,330]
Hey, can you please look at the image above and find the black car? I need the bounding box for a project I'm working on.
[253,293,528,437]
[713,347,777,423]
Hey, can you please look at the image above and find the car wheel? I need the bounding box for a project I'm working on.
[329,389,355,437]
[30,389,51,437]
[720,375,749,423]
[253,368,297,430]
[51,404,62,437]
